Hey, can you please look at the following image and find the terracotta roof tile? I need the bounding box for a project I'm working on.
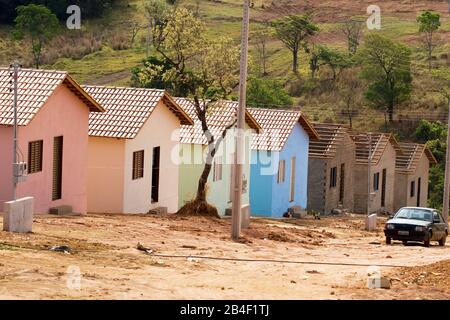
[84,86,193,139]
[248,108,319,151]
[175,98,261,145]
[0,68,103,127]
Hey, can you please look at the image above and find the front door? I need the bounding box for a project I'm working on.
[151,146,160,203]
[381,169,387,208]
[417,178,421,207]
[52,136,63,201]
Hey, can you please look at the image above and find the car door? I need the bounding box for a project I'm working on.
[432,211,445,240]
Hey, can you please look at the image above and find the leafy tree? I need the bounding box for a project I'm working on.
[340,18,364,55]
[144,0,169,57]
[246,77,293,108]
[138,7,240,215]
[131,55,189,96]
[414,119,446,209]
[417,11,441,71]
[14,4,59,68]
[357,34,412,122]
[315,46,352,81]
[272,13,318,74]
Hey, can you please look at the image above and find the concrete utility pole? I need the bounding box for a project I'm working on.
[367,132,372,216]
[11,62,19,201]
[232,0,250,240]
[442,98,450,224]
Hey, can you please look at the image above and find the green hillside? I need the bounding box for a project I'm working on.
[2,0,450,131]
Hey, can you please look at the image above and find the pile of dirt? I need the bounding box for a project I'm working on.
[391,259,450,293]
[176,200,220,218]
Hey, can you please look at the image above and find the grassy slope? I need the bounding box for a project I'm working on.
[2,0,450,131]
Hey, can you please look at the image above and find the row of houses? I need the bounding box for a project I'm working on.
[0,68,437,218]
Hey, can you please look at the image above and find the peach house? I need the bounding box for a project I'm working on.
[83,86,194,214]
[0,68,104,214]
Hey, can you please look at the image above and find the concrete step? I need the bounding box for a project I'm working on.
[49,205,81,216]
[148,207,168,215]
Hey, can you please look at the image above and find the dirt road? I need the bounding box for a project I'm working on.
[0,214,449,300]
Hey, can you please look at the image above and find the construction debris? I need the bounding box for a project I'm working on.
[49,245,71,254]
[136,243,153,255]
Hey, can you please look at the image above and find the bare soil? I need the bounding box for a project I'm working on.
[0,213,449,300]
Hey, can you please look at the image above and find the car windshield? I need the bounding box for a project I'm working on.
[395,208,433,222]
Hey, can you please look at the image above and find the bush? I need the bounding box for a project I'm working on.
[247,77,293,108]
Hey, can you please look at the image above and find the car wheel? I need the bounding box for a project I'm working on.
[439,234,447,247]
[386,237,391,245]
[402,240,408,246]
[424,231,432,247]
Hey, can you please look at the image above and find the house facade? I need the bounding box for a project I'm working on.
[175,98,261,216]
[0,68,104,214]
[394,142,437,211]
[350,133,401,214]
[84,86,193,214]
[248,108,319,218]
[308,123,355,214]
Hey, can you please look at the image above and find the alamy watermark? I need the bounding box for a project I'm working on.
[66,5,81,30]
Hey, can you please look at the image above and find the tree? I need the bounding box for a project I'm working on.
[144,0,169,57]
[308,43,324,79]
[357,34,412,122]
[417,11,441,71]
[253,26,271,76]
[272,13,318,74]
[315,46,352,81]
[246,77,293,108]
[337,68,363,128]
[340,18,364,55]
[131,55,190,96]
[138,7,240,215]
[14,4,59,68]
[414,119,446,209]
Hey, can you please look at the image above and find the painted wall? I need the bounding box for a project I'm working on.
[123,100,181,213]
[178,126,253,216]
[3,85,90,214]
[271,123,309,217]
[0,126,13,211]
[250,122,310,218]
[249,150,274,216]
[87,137,125,213]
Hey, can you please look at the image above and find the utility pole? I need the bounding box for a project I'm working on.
[442,98,450,224]
[367,132,372,216]
[232,0,250,240]
[11,62,19,201]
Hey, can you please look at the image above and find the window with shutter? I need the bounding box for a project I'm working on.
[28,140,43,174]
[132,150,145,180]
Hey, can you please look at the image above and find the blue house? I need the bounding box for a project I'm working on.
[248,108,319,217]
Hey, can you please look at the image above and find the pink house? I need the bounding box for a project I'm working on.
[83,86,194,214]
[0,68,104,214]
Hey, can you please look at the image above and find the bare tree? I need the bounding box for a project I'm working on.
[338,69,363,128]
[340,18,364,56]
[129,22,144,47]
[253,26,270,76]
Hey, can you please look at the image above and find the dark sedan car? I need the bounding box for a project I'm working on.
[384,207,448,247]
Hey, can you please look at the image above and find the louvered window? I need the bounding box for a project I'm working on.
[28,140,43,174]
[132,150,144,180]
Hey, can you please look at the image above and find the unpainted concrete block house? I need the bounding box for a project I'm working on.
[394,142,437,212]
[0,68,104,214]
[248,108,319,218]
[350,133,402,214]
[175,98,261,216]
[308,123,355,214]
[84,86,194,214]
